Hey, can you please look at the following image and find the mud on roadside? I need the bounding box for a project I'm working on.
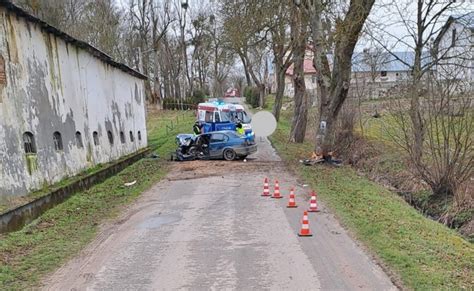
[167,160,286,181]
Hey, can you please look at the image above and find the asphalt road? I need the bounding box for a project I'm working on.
[43,134,396,290]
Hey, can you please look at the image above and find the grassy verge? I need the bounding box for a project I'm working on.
[0,110,195,290]
[270,111,473,290]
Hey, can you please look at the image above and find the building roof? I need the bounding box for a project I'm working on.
[452,12,474,29]
[0,0,147,80]
[286,59,317,76]
[434,12,474,45]
[284,49,434,75]
[352,51,432,72]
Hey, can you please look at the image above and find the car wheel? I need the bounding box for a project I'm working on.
[188,146,198,156]
[189,146,205,159]
[223,148,236,161]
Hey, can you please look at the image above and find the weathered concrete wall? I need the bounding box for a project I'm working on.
[0,7,148,197]
[0,148,151,233]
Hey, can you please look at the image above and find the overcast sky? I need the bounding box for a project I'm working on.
[359,0,474,51]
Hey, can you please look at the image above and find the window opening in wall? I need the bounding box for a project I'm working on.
[130,131,134,142]
[0,55,6,89]
[120,131,125,144]
[381,71,387,77]
[107,130,114,145]
[75,131,83,148]
[138,131,142,141]
[23,132,36,154]
[93,131,99,146]
[53,131,63,151]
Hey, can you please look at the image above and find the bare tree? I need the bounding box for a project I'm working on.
[305,0,376,157]
[368,1,470,166]
[221,0,270,107]
[175,0,192,97]
[149,0,174,107]
[268,0,294,121]
[387,66,473,201]
[370,0,473,199]
[190,10,213,91]
[289,1,309,142]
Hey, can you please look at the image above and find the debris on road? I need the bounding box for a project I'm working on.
[301,152,342,167]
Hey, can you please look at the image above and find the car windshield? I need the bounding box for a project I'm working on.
[237,111,251,123]
[226,111,251,123]
[218,112,231,122]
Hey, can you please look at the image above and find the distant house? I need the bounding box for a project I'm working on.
[284,59,318,98]
[350,51,421,99]
[433,12,473,86]
[224,88,240,98]
[0,2,148,197]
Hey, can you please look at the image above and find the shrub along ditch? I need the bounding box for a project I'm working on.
[268,110,473,290]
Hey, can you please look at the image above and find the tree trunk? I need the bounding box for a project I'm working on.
[239,54,252,87]
[410,4,426,168]
[258,84,265,108]
[174,76,181,100]
[290,11,308,143]
[290,60,308,142]
[309,0,375,156]
[180,15,191,98]
[273,70,286,121]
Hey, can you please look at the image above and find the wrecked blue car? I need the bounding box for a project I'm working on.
[173,131,257,161]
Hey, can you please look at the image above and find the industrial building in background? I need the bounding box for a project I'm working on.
[0,1,148,197]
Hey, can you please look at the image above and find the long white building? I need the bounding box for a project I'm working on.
[0,1,148,197]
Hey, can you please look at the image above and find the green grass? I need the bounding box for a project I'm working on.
[270,111,474,290]
[147,110,196,156]
[0,110,195,290]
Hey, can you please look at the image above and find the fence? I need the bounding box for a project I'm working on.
[165,111,195,135]
[162,102,198,111]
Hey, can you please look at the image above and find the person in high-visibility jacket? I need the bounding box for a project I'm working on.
[193,121,202,136]
[236,122,245,135]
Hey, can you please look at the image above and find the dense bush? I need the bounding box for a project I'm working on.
[162,98,197,110]
[244,86,260,108]
[191,88,206,104]
[161,87,211,110]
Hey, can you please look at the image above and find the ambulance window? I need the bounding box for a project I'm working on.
[243,111,251,123]
[205,111,213,122]
[214,112,220,122]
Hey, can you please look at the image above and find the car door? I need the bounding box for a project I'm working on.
[209,133,229,158]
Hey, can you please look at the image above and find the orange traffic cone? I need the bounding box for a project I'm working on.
[308,191,320,212]
[272,180,283,199]
[298,211,312,236]
[287,188,297,208]
[261,178,270,197]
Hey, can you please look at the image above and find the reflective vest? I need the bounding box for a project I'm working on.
[236,127,245,135]
[193,124,201,135]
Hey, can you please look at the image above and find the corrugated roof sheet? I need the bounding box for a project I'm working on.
[0,0,147,80]
[352,51,432,72]
[452,11,474,29]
